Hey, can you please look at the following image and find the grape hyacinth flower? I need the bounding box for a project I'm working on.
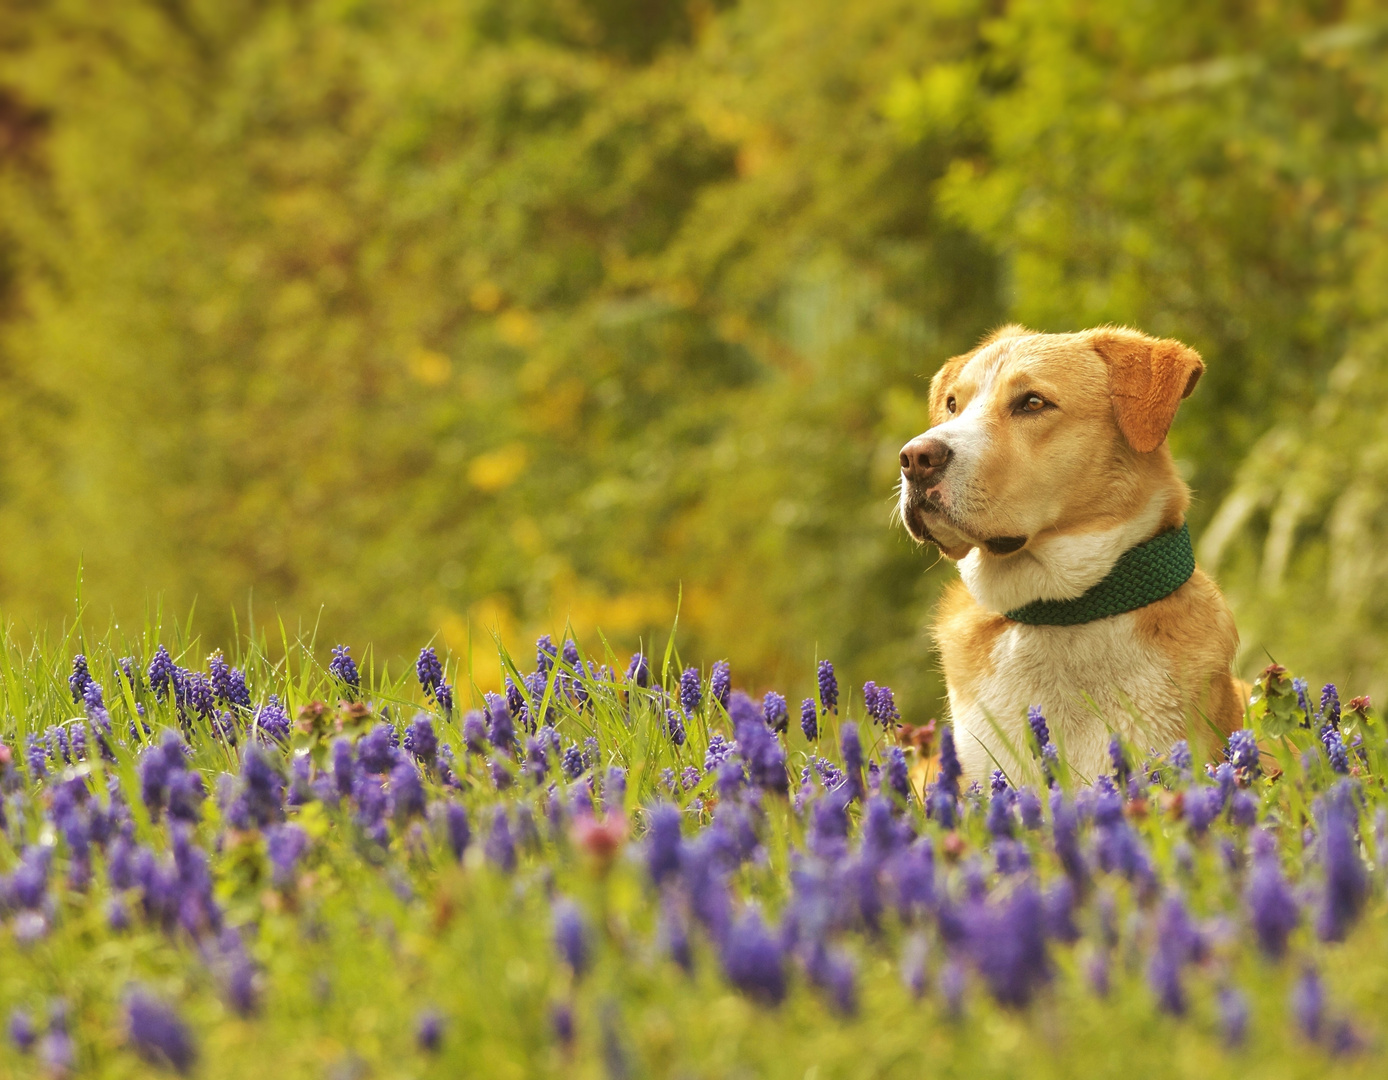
[1227,728,1260,778]
[536,634,557,675]
[817,659,838,715]
[1319,683,1341,729]
[886,746,911,803]
[799,698,818,741]
[720,912,786,1005]
[209,652,251,709]
[1218,986,1250,1047]
[416,646,444,696]
[863,682,900,727]
[679,666,702,714]
[1322,728,1350,774]
[1316,784,1367,941]
[1108,735,1130,784]
[1246,831,1300,959]
[126,991,197,1074]
[416,1009,443,1052]
[763,691,788,734]
[328,645,360,696]
[553,900,591,979]
[626,652,649,688]
[666,709,686,748]
[254,697,291,743]
[8,1008,35,1053]
[266,824,309,888]
[148,645,178,701]
[1294,677,1312,720]
[443,803,471,861]
[937,723,962,799]
[486,811,516,872]
[69,654,92,703]
[1292,967,1325,1042]
[646,802,683,886]
[840,722,865,802]
[710,660,731,708]
[487,693,515,754]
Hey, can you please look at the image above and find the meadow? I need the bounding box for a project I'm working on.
[0,617,1384,1078]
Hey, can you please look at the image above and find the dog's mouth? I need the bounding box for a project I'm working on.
[983,535,1028,555]
[902,489,1028,557]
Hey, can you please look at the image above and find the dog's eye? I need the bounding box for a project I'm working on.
[946,395,956,414]
[1018,394,1048,414]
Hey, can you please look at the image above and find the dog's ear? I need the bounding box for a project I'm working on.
[1090,328,1204,453]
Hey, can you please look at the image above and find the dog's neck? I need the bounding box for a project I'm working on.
[958,492,1175,615]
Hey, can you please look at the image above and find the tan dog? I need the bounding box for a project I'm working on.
[897,325,1243,784]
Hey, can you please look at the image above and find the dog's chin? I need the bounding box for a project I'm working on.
[903,504,975,560]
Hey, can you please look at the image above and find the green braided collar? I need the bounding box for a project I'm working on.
[1004,523,1195,626]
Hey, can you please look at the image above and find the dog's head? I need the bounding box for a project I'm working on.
[898,325,1203,561]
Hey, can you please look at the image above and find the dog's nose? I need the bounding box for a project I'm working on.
[900,435,952,483]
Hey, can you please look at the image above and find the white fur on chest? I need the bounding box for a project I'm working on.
[949,614,1186,785]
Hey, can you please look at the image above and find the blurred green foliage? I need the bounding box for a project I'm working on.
[0,1,1385,712]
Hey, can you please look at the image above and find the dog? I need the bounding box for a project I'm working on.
[897,325,1243,785]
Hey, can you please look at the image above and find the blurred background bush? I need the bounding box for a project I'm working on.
[0,0,1385,712]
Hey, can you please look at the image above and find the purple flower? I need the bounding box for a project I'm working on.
[938,724,962,799]
[126,991,197,1074]
[1170,739,1192,773]
[1319,684,1341,728]
[329,645,360,696]
[1292,967,1325,1041]
[704,733,733,772]
[254,697,290,743]
[404,714,438,765]
[1246,834,1300,958]
[1226,728,1259,777]
[1293,677,1311,718]
[227,744,285,830]
[209,652,251,709]
[885,746,911,803]
[1229,790,1258,828]
[1108,735,1129,783]
[461,711,487,754]
[731,692,788,795]
[8,1008,35,1053]
[1218,986,1249,1047]
[551,1002,575,1046]
[666,709,687,748]
[710,661,731,708]
[1027,705,1050,751]
[562,639,581,667]
[1322,728,1350,774]
[416,646,444,697]
[266,824,308,888]
[646,803,683,887]
[486,693,515,754]
[720,913,786,1005]
[1146,894,1199,1015]
[536,634,557,675]
[1050,790,1088,888]
[966,881,1051,1008]
[148,645,177,701]
[840,723,864,802]
[1017,787,1043,830]
[561,744,584,780]
[416,1009,443,1052]
[443,803,470,861]
[24,733,47,778]
[762,691,788,734]
[815,659,839,715]
[679,667,702,714]
[486,811,516,872]
[390,759,427,821]
[863,682,900,727]
[553,899,591,978]
[799,698,818,741]
[626,652,649,688]
[69,654,92,703]
[1315,784,1367,942]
